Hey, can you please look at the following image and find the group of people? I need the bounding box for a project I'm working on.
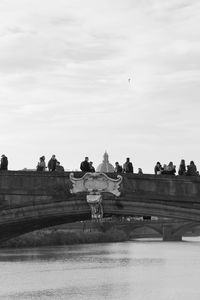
[0,154,199,177]
[36,155,64,172]
[154,161,176,175]
[36,156,199,176]
[178,160,198,176]
[114,158,135,173]
[80,156,141,174]
[154,160,199,176]
[80,157,95,172]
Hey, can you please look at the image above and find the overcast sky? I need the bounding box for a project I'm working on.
[0,0,200,172]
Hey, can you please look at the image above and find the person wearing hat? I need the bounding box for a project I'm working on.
[0,154,8,170]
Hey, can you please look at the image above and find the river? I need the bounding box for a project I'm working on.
[0,237,200,299]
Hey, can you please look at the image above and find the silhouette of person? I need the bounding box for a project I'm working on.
[178,159,186,176]
[167,162,176,175]
[154,162,162,175]
[55,161,64,172]
[123,157,133,173]
[186,161,198,176]
[80,157,91,172]
[115,162,123,173]
[48,155,57,171]
[138,168,143,175]
[0,154,8,170]
[36,156,46,171]
[89,162,95,172]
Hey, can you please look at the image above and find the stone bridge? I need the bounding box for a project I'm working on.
[107,219,200,241]
[0,171,200,242]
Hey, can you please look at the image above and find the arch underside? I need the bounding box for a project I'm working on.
[120,223,163,238]
[120,222,200,238]
[103,199,200,222]
[173,222,200,237]
[0,212,91,243]
[0,196,200,242]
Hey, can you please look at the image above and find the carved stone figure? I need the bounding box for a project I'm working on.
[70,172,122,219]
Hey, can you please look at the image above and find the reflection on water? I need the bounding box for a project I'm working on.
[0,238,200,299]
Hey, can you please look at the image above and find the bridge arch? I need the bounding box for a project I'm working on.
[121,223,163,237]
[0,171,200,241]
[173,222,200,238]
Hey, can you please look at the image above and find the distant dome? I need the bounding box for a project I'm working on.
[96,152,115,173]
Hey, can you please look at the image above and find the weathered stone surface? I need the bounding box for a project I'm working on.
[0,171,200,241]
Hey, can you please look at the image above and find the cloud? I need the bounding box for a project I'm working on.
[0,0,200,171]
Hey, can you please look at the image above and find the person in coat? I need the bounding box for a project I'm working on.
[48,155,57,171]
[0,155,8,170]
[36,156,46,171]
[89,162,95,172]
[114,162,123,173]
[123,157,133,173]
[178,159,186,175]
[154,162,162,175]
[186,161,198,176]
[80,157,91,172]
[55,161,64,172]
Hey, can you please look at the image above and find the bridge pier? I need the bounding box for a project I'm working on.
[162,225,182,241]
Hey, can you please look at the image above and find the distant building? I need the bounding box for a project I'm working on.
[96,152,115,173]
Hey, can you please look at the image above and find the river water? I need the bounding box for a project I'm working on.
[0,238,200,300]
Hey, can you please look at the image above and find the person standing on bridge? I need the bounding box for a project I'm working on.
[36,156,46,171]
[123,158,133,173]
[89,161,95,172]
[0,154,8,170]
[154,162,162,175]
[48,155,57,172]
[115,162,123,173]
[186,161,198,176]
[166,162,176,175]
[138,168,143,175]
[178,159,186,176]
[80,157,91,172]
